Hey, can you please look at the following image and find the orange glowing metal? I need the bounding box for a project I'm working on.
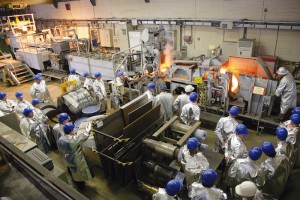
[220,66,239,93]
[160,43,174,75]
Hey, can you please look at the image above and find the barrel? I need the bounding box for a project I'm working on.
[74,117,89,128]
[82,105,101,117]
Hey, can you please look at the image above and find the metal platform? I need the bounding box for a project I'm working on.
[41,70,68,83]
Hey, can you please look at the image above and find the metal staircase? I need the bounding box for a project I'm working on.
[0,52,35,85]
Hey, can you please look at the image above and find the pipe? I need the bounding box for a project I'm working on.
[143,161,177,180]
[170,121,190,132]
[137,180,158,195]
[143,138,179,159]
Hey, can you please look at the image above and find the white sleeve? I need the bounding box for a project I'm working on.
[93,82,104,99]
[173,96,180,111]
[275,80,287,97]
[214,119,224,143]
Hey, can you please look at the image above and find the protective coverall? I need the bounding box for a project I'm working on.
[93,79,107,113]
[280,120,298,146]
[225,134,248,164]
[83,77,94,91]
[33,107,54,148]
[214,116,238,153]
[67,74,81,91]
[152,188,176,200]
[181,146,209,187]
[52,123,64,142]
[15,100,33,117]
[173,94,190,115]
[30,82,52,104]
[156,91,174,120]
[0,99,16,115]
[226,157,265,189]
[188,182,227,200]
[276,140,292,159]
[180,103,200,125]
[57,130,94,182]
[275,73,297,115]
[260,154,290,199]
[0,110,4,117]
[20,117,50,153]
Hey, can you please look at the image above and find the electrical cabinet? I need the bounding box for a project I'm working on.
[238,39,255,57]
[99,29,113,47]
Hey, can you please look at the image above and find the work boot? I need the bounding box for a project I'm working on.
[274,114,286,123]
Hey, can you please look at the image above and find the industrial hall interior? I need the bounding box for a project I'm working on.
[1,0,300,199]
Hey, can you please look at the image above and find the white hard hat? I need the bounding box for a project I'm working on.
[276,67,289,75]
[185,85,194,93]
[235,181,257,197]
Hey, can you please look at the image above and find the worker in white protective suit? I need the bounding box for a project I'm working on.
[152,179,183,200]
[225,124,249,165]
[14,91,33,118]
[116,71,126,84]
[58,122,94,190]
[181,137,209,188]
[214,106,239,153]
[93,72,107,113]
[260,142,290,199]
[83,72,94,91]
[226,147,266,190]
[30,75,52,104]
[180,92,200,125]
[275,127,292,160]
[235,181,263,200]
[67,68,81,91]
[52,113,70,143]
[156,84,174,120]
[32,98,55,149]
[274,67,297,122]
[173,85,193,115]
[189,169,227,200]
[280,113,300,146]
[178,129,208,162]
[20,108,50,154]
[144,82,156,102]
[0,92,16,115]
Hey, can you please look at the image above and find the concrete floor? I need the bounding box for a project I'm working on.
[0,79,296,199]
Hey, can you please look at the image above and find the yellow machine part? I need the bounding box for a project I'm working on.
[60,79,77,94]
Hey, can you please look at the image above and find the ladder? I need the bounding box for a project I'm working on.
[0,51,35,85]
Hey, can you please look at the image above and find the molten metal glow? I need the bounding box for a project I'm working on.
[231,74,238,93]
[220,67,239,93]
[146,70,155,77]
[160,43,173,75]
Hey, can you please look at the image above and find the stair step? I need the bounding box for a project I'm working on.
[17,74,33,80]
[7,63,24,69]
[15,71,29,76]
[19,78,33,83]
[10,68,27,73]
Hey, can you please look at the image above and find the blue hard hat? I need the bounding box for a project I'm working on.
[249,147,262,161]
[83,72,90,77]
[187,137,200,151]
[147,82,156,89]
[290,114,300,125]
[0,92,7,100]
[37,73,43,77]
[117,71,124,77]
[32,98,40,106]
[262,142,276,157]
[64,122,75,134]
[235,124,248,135]
[165,179,183,196]
[23,108,33,117]
[189,92,198,102]
[34,75,41,81]
[292,107,300,116]
[94,72,102,78]
[15,91,23,98]
[194,129,207,143]
[58,113,70,124]
[160,84,167,91]
[201,169,217,188]
[70,68,76,74]
[229,106,239,116]
[276,127,288,141]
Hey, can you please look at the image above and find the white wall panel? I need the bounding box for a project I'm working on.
[265,0,300,21]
